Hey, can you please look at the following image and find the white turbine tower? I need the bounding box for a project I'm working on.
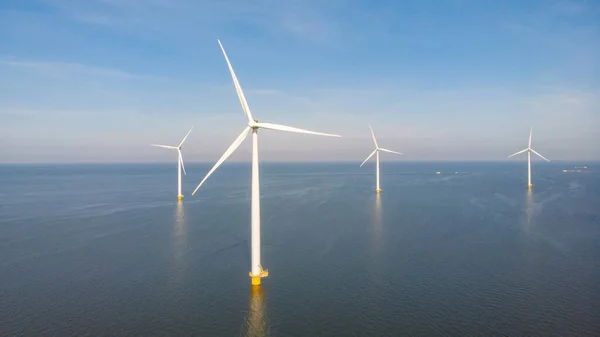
[192,40,341,286]
[151,126,194,200]
[507,127,550,188]
[360,125,402,194]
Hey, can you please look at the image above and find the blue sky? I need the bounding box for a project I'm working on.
[1,0,598,162]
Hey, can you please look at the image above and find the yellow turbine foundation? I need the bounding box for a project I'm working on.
[376,189,381,194]
[528,184,532,189]
[249,265,269,286]
[177,194,183,200]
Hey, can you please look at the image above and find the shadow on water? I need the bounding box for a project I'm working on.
[241,287,269,337]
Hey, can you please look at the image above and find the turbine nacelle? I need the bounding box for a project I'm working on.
[507,128,550,162]
[360,125,402,167]
[507,128,550,188]
[150,125,194,176]
[193,39,342,285]
[360,124,402,193]
[151,125,194,199]
[192,40,341,196]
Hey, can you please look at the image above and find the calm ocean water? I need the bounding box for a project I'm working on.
[1,162,599,336]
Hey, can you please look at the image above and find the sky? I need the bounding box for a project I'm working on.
[1,0,599,163]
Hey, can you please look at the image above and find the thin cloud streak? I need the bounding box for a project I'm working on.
[0,58,162,80]
[1,0,598,162]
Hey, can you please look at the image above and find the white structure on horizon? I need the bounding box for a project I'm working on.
[151,126,194,200]
[192,40,341,286]
[360,125,402,194]
[507,127,550,188]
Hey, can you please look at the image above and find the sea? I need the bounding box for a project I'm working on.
[1,162,599,336]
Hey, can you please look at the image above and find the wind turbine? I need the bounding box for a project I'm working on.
[360,125,402,194]
[507,127,550,188]
[151,126,194,200]
[191,40,340,286]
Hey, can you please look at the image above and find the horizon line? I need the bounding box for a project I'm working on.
[0,160,596,165]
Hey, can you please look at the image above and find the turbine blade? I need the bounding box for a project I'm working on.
[151,144,177,150]
[192,126,251,195]
[179,150,187,175]
[530,148,550,162]
[379,148,402,155]
[529,127,533,148]
[217,40,254,123]
[507,148,528,158]
[254,122,341,137]
[178,125,194,148]
[369,124,379,148]
[360,149,377,167]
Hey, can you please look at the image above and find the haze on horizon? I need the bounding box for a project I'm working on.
[1,0,599,163]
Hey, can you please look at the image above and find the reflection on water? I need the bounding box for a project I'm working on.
[243,287,269,337]
[373,194,382,242]
[3,163,600,336]
[174,201,185,239]
[368,194,384,299]
[170,201,187,285]
[525,189,534,228]
[523,186,574,259]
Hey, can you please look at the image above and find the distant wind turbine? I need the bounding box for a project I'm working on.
[151,126,194,200]
[192,40,341,286]
[507,128,550,188]
[360,125,402,193]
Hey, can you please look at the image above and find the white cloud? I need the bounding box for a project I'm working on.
[1,84,598,162]
[1,0,599,162]
[41,0,341,42]
[246,89,282,95]
[552,1,586,14]
[0,58,149,79]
